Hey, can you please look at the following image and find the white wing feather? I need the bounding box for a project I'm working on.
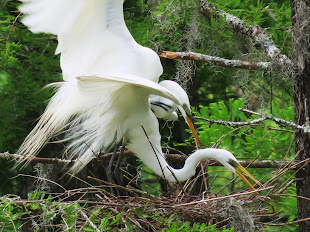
[19,0,162,82]
[77,74,181,105]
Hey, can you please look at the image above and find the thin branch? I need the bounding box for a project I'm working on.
[240,108,310,132]
[257,217,310,226]
[1,152,302,169]
[158,51,271,70]
[14,174,67,192]
[195,115,267,127]
[77,207,100,232]
[87,176,141,196]
[198,0,292,66]
[173,186,273,207]
[0,151,133,165]
[140,124,168,181]
[195,115,294,133]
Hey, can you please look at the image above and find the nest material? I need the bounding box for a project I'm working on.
[13,190,267,231]
[83,194,263,231]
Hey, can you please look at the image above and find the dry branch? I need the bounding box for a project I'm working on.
[198,0,292,66]
[195,115,268,127]
[0,151,132,165]
[195,115,295,134]
[158,51,271,70]
[173,186,273,207]
[0,152,300,169]
[195,107,307,132]
[239,108,310,132]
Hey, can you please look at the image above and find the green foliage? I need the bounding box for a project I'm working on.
[0,196,24,231]
[193,98,296,229]
[207,0,291,53]
[0,2,60,152]
[162,214,234,232]
[196,98,294,161]
[0,1,61,195]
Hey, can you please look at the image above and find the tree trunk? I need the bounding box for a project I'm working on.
[291,1,310,231]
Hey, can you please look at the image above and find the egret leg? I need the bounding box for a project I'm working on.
[107,142,121,193]
[114,141,126,185]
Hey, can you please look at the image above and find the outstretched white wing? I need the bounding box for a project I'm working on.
[77,74,181,105]
[19,0,163,82]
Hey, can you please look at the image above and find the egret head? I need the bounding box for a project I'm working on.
[217,150,262,190]
[149,95,178,121]
[154,80,200,148]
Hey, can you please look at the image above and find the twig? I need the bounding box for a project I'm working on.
[140,124,168,181]
[0,151,133,165]
[195,116,267,127]
[87,176,146,196]
[240,108,308,131]
[77,207,100,232]
[195,116,294,133]
[255,210,283,218]
[198,0,292,66]
[14,174,67,192]
[173,186,273,207]
[274,194,310,202]
[1,152,303,169]
[257,217,310,226]
[158,51,271,70]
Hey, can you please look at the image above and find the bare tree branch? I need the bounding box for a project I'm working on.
[0,151,133,166]
[239,108,310,132]
[158,51,271,70]
[0,152,301,169]
[195,115,268,127]
[195,115,294,133]
[195,107,307,132]
[197,0,292,66]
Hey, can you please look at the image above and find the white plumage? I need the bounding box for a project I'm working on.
[20,0,162,82]
[18,0,261,187]
[18,0,186,174]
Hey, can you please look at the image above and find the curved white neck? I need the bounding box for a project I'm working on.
[132,146,227,182]
[125,111,229,183]
[166,148,227,182]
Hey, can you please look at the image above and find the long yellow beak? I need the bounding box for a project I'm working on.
[234,164,262,190]
[186,113,200,149]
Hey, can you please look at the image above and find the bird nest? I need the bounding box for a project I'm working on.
[2,151,302,231]
[80,193,262,231]
[9,180,276,232]
[2,151,304,231]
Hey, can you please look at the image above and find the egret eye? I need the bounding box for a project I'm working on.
[228,159,240,167]
[182,103,191,115]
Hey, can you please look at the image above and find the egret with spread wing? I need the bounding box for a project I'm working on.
[18,0,260,188]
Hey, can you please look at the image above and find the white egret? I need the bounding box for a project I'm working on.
[17,0,260,188]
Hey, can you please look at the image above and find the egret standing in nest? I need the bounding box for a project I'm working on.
[17,0,260,188]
